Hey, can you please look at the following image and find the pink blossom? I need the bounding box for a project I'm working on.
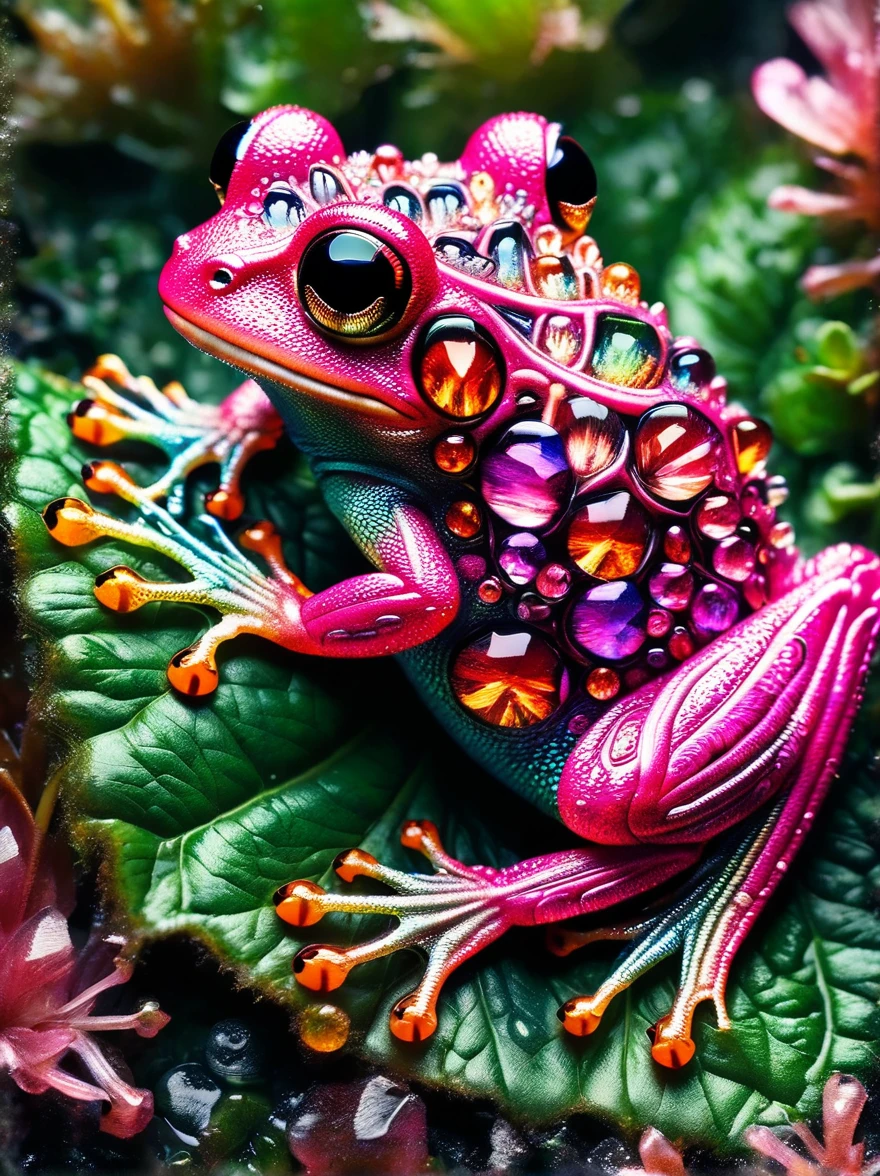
[746,1074,880,1175]
[752,0,879,298]
[0,778,169,1137]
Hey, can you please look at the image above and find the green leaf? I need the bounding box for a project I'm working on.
[663,154,818,404]
[6,363,880,1151]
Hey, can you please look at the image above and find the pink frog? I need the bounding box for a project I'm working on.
[43,106,880,1069]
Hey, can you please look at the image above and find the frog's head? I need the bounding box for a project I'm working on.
[159,106,747,464]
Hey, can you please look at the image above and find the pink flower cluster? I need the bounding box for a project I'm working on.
[0,778,168,1137]
[752,0,879,299]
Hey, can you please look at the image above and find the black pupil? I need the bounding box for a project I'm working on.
[210,120,250,196]
[546,134,598,221]
[299,230,411,333]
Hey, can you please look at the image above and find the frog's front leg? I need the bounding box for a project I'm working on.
[69,354,284,520]
[280,544,880,1057]
[42,465,459,693]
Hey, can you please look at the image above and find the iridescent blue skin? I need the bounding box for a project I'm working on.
[42,105,880,1063]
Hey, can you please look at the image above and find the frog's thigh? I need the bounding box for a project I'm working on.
[559,544,880,847]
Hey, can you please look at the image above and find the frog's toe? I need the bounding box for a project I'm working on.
[72,357,283,519]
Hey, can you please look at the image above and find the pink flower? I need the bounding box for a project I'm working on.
[0,777,169,1137]
[752,0,879,299]
[746,1074,880,1175]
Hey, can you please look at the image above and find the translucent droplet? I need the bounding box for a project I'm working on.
[634,404,718,502]
[569,581,647,660]
[558,396,625,478]
[451,630,567,727]
[567,491,650,580]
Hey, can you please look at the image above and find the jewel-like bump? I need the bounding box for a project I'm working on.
[94,566,148,613]
[167,646,220,697]
[274,879,327,927]
[333,848,378,883]
[558,997,602,1036]
[389,995,438,1043]
[298,1003,351,1052]
[292,945,350,993]
[42,497,100,545]
[205,487,246,521]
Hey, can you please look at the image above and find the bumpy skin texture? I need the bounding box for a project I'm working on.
[49,106,880,1062]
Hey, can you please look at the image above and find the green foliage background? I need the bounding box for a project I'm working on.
[7,0,880,1154]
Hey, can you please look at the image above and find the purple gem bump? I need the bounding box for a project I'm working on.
[569,580,647,660]
[481,421,572,530]
[499,532,546,585]
[691,582,739,634]
[649,562,695,611]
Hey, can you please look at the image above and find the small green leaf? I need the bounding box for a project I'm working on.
[6,363,880,1150]
[815,321,859,377]
[663,154,818,404]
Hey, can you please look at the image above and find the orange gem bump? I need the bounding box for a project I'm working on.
[445,500,481,539]
[433,432,476,474]
[586,666,620,701]
[600,262,641,305]
[732,417,772,474]
[451,629,566,728]
[298,1003,351,1053]
[419,316,503,419]
[567,491,651,580]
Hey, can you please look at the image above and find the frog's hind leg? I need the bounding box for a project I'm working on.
[42,460,310,695]
[276,819,699,1044]
[556,542,880,1067]
[555,808,778,1067]
[70,354,283,520]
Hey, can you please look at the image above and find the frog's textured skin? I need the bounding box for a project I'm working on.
[43,106,880,1067]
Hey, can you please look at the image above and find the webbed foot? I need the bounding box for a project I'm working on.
[69,354,283,520]
[276,820,696,1044]
[42,460,312,695]
[554,811,776,1067]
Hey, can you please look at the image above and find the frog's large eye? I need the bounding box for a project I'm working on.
[589,313,662,389]
[298,229,412,339]
[263,184,306,230]
[210,120,252,204]
[545,133,597,233]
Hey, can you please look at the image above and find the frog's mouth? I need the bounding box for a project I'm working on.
[164,308,416,422]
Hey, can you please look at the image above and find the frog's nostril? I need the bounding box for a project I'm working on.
[209,268,234,290]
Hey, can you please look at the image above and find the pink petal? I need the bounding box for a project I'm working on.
[768,183,863,217]
[0,908,75,1017]
[0,780,36,930]
[802,253,880,298]
[638,1127,687,1176]
[752,58,863,154]
[744,1125,818,1176]
[1,1025,75,1073]
[789,0,877,115]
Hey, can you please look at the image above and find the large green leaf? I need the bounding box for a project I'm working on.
[663,154,818,405]
[6,363,880,1151]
